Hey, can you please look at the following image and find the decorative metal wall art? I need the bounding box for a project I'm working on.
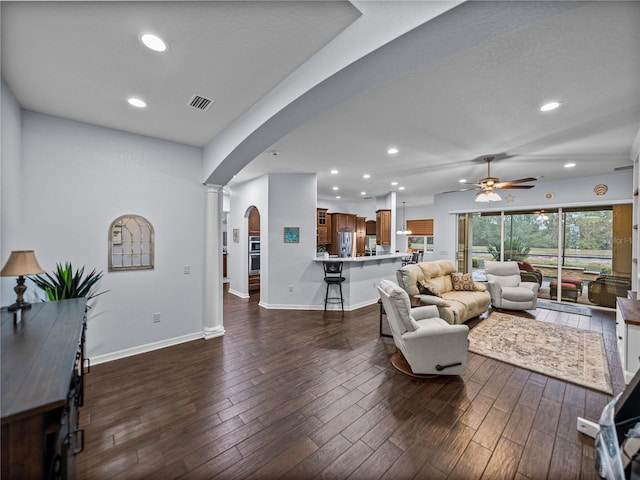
[108,214,154,271]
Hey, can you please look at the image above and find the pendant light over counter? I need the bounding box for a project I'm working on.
[396,201,412,235]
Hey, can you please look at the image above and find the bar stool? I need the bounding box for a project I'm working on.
[323,261,345,311]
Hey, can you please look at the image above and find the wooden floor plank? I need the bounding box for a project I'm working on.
[76,290,621,480]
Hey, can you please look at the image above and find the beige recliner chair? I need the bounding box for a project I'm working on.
[378,279,469,375]
[484,261,539,310]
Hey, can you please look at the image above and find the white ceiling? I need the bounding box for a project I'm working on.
[2,1,639,206]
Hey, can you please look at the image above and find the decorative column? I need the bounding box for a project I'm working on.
[203,184,225,339]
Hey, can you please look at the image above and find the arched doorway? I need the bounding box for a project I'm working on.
[247,206,260,294]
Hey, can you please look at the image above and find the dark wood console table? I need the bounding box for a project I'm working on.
[1,298,87,479]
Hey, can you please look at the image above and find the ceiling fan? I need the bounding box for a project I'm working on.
[447,156,537,202]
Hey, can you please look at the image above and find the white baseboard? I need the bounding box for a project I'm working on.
[89,331,204,365]
[228,288,249,299]
[258,298,378,311]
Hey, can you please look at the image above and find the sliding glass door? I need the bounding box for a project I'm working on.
[465,205,622,306]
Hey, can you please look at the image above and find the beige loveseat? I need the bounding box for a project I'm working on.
[396,260,491,325]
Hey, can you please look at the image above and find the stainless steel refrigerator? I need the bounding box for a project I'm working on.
[338,231,353,258]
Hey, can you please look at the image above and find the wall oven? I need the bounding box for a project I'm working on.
[249,252,260,274]
[249,236,260,252]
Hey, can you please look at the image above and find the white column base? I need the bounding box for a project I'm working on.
[204,326,225,340]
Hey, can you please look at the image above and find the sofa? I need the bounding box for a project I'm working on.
[396,259,491,325]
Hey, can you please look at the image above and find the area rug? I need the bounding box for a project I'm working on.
[468,312,612,394]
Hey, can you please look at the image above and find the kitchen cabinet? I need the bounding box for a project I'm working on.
[328,212,356,256]
[365,220,376,236]
[249,274,260,293]
[248,207,260,235]
[317,208,330,245]
[376,209,391,246]
[356,216,366,256]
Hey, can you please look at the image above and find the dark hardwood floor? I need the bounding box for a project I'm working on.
[77,289,624,480]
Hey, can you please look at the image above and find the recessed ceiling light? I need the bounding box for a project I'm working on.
[459,179,467,183]
[330,169,338,174]
[336,196,341,199]
[270,150,279,156]
[127,97,147,108]
[391,181,398,186]
[141,33,167,52]
[363,174,371,179]
[387,147,399,155]
[332,186,339,191]
[399,186,405,190]
[540,101,561,112]
[564,162,576,168]
[360,191,366,195]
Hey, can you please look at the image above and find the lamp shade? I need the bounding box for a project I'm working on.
[1,250,45,276]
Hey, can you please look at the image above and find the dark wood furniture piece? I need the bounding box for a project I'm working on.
[1,298,87,480]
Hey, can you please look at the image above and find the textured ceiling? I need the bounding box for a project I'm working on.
[2,1,639,206]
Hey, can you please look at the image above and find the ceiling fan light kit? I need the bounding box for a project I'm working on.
[442,156,537,203]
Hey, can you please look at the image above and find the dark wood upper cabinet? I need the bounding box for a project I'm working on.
[376,209,391,246]
[248,207,260,235]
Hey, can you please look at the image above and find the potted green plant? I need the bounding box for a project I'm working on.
[487,237,531,262]
[29,262,107,302]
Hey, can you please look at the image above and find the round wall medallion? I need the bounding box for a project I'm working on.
[545,192,554,199]
[594,184,608,195]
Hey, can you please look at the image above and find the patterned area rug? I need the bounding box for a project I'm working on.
[469,312,612,394]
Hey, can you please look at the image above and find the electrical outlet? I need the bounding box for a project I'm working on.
[153,312,161,323]
[184,265,191,274]
[288,285,293,292]
[576,417,599,438]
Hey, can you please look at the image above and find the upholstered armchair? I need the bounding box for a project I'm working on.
[377,279,469,375]
[517,261,543,286]
[484,261,539,310]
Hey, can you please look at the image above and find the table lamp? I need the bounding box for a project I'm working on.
[1,250,45,311]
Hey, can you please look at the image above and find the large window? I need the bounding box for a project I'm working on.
[465,207,619,303]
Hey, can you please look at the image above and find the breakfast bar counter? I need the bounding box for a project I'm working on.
[313,253,407,310]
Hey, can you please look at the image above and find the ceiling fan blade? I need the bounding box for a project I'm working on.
[494,177,537,187]
[495,184,535,189]
[439,187,479,194]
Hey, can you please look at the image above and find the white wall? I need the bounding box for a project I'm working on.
[227,175,269,297]
[1,80,24,305]
[18,112,205,361]
[227,173,319,307]
[265,173,317,307]
[400,171,633,264]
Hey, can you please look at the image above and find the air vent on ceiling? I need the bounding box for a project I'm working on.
[187,94,214,111]
[614,165,633,172]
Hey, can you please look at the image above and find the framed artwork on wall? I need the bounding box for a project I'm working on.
[284,227,299,243]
